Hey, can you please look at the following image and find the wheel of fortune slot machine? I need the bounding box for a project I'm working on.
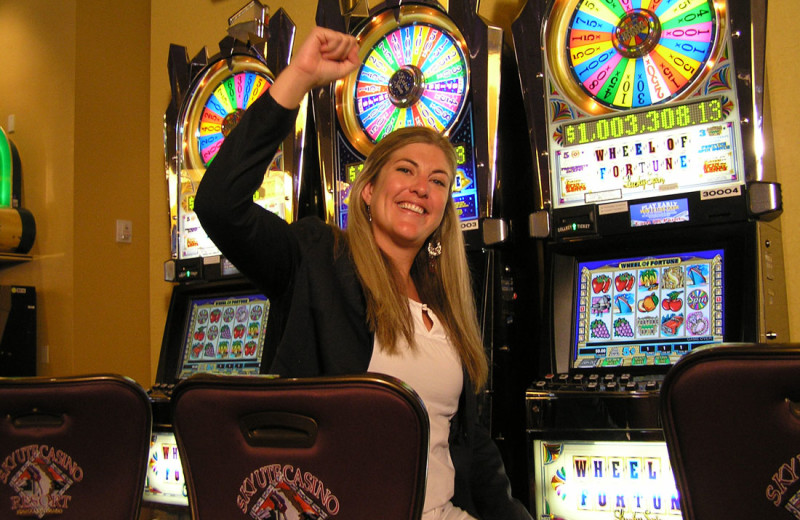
[142,5,305,518]
[163,6,306,282]
[511,0,788,517]
[311,0,535,502]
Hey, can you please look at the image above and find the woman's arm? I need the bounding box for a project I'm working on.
[194,27,359,296]
[194,92,300,296]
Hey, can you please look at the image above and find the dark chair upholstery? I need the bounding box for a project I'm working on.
[0,374,152,519]
[660,343,800,520]
[171,373,429,520]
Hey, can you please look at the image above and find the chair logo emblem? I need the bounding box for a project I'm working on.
[767,454,800,518]
[1,444,83,518]
[238,464,338,518]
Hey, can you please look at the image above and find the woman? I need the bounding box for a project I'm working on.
[195,26,532,520]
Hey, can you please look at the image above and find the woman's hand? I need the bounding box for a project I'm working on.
[270,26,360,109]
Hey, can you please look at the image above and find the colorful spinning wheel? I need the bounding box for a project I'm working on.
[181,55,274,170]
[336,6,470,155]
[546,0,726,114]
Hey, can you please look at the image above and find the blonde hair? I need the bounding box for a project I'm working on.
[341,126,488,392]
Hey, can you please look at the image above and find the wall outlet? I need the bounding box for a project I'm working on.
[116,219,132,243]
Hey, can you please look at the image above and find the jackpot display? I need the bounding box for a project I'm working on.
[545,0,743,211]
[509,0,782,238]
[312,0,503,243]
[164,7,300,280]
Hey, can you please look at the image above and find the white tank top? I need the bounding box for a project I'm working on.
[367,299,464,517]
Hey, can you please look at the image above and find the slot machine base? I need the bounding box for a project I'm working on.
[527,384,682,519]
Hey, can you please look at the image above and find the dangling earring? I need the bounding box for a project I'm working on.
[366,204,372,223]
[427,239,442,273]
[427,240,442,258]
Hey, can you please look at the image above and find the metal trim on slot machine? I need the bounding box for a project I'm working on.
[511,0,788,517]
[310,0,534,502]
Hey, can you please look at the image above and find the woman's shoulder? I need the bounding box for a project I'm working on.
[291,216,346,249]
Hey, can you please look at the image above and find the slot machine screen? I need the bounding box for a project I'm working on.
[176,292,268,379]
[143,430,186,506]
[573,249,724,371]
[154,280,271,387]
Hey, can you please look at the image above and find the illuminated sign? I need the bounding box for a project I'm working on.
[561,98,725,147]
[0,127,13,207]
[630,198,690,227]
[533,440,681,519]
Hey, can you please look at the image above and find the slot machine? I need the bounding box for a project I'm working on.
[511,0,788,517]
[142,3,303,517]
[309,0,533,494]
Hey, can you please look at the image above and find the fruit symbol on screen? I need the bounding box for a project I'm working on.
[233,324,246,339]
[193,327,206,342]
[661,314,684,336]
[204,342,215,357]
[197,309,209,324]
[232,341,243,358]
[613,317,634,338]
[639,269,658,290]
[590,319,610,339]
[210,308,222,323]
[244,341,257,356]
[220,324,232,340]
[614,273,635,292]
[637,293,659,313]
[191,343,202,358]
[247,323,259,338]
[217,341,229,358]
[591,274,611,294]
[250,305,263,321]
[661,291,683,312]
[223,307,235,323]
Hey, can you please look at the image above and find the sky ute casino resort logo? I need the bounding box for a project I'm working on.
[238,464,339,519]
[2,445,83,518]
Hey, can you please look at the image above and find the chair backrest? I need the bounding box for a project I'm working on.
[0,374,152,520]
[171,373,429,520]
[660,343,800,520]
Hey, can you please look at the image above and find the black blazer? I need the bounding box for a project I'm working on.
[195,91,531,520]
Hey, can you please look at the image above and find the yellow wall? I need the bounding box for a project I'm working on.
[0,0,798,387]
[0,1,151,382]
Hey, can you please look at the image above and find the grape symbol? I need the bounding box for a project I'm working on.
[614,318,634,338]
[590,319,610,339]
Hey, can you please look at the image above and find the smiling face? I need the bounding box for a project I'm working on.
[361,141,453,261]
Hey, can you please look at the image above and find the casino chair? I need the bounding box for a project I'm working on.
[0,374,152,519]
[171,373,429,520]
[660,343,800,520]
